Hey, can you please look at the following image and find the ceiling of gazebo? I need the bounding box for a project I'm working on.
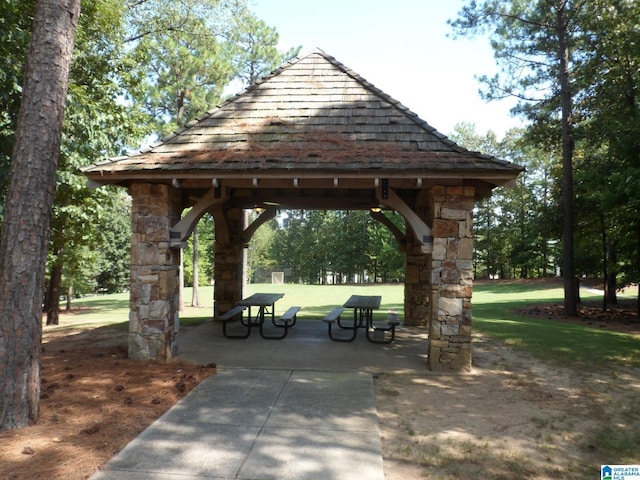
[83,50,522,210]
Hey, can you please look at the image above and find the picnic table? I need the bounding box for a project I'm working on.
[220,292,294,340]
[343,294,381,328]
[323,294,399,344]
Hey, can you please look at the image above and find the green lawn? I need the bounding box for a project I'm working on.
[58,280,640,367]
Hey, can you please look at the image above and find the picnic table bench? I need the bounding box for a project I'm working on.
[323,307,353,342]
[219,305,249,339]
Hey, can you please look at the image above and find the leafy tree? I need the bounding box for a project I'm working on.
[130,18,234,134]
[43,0,152,323]
[0,0,36,205]
[0,0,81,431]
[227,9,301,86]
[124,0,299,135]
[247,215,278,283]
[451,124,561,279]
[268,210,403,284]
[367,211,405,282]
[451,0,588,314]
[575,0,640,309]
[94,190,132,294]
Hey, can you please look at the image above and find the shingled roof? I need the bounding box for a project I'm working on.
[83,50,521,196]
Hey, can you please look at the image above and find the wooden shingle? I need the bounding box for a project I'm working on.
[83,50,523,193]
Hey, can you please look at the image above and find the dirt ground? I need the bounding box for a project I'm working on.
[0,325,216,480]
[377,296,640,480]
[1,295,639,480]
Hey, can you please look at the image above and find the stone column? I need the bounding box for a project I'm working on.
[404,191,431,326]
[213,206,245,317]
[428,186,475,371]
[129,183,182,361]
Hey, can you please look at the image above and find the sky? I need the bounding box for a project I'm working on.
[248,0,521,139]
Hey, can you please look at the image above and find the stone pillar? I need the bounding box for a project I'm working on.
[213,206,245,317]
[428,186,475,371]
[404,191,431,326]
[129,183,182,361]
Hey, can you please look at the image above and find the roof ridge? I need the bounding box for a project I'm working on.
[306,50,473,155]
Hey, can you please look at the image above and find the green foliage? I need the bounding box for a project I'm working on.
[123,0,299,136]
[93,190,132,293]
[246,215,278,283]
[573,0,640,289]
[451,125,560,279]
[130,20,233,134]
[268,210,404,284]
[0,0,35,204]
[226,9,301,86]
[451,1,640,302]
[183,215,215,286]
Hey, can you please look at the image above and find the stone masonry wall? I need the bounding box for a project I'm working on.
[129,183,182,361]
[213,207,245,318]
[428,186,475,371]
[404,190,432,327]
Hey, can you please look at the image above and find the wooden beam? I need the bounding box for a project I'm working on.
[243,207,277,243]
[378,187,433,254]
[211,204,230,245]
[170,187,227,244]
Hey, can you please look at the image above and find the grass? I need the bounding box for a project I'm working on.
[54,280,640,368]
[472,280,640,368]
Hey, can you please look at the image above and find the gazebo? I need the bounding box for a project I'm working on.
[83,50,522,371]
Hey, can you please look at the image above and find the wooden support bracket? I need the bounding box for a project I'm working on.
[243,207,277,244]
[170,187,227,245]
[377,186,433,253]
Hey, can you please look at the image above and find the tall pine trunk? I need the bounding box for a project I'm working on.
[556,1,578,316]
[0,0,81,431]
[46,252,63,326]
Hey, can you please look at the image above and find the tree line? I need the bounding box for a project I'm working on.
[0,0,299,324]
[451,0,640,313]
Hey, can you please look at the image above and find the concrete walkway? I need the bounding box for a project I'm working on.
[92,320,429,479]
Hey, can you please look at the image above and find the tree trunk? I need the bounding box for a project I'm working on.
[0,0,81,431]
[66,285,73,311]
[606,244,618,305]
[191,225,201,307]
[556,2,578,316]
[46,254,63,325]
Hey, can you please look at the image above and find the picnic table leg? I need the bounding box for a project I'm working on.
[222,312,251,339]
[326,317,357,342]
[337,308,357,329]
[260,304,290,339]
[366,323,396,344]
[365,311,397,344]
